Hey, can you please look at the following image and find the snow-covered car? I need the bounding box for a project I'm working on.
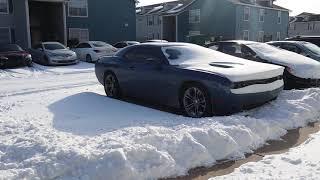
[267,41,320,61]
[113,41,140,49]
[72,41,118,63]
[0,44,32,68]
[29,42,78,66]
[95,43,284,118]
[209,41,320,89]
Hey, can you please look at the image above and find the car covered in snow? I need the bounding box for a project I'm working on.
[29,42,78,66]
[95,43,284,118]
[208,41,320,89]
[0,44,32,69]
[72,41,118,63]
[267,41,320,61]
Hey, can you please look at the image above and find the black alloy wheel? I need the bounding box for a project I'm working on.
[104,73,120,98]
[181,85,211,118]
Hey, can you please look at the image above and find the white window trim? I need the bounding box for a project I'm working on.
[0,0,9,15]
[68,28,89,42]
[0,27,11,43]
[244,7,250,21]
[277,11,281,24]
[189,9,200,24]
[243,30,249,40]
[68,0,88,18]
[259,9,265,22]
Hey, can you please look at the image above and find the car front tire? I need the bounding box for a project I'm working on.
[104,72,121,98]
[180,83,211,118]
[86,54,93,63]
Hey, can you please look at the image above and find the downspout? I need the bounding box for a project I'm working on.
[175,15,178,42]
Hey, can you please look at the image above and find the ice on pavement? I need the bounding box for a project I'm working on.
[1,63,320,180]
[211,130,320,180]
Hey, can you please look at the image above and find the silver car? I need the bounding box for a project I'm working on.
[29,42,78,66]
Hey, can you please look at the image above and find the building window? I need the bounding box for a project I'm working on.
[244,7,250,21]
[68,0,88,17]
[69,28,89,42]
[277,11,281,24]
[0,0,9,14]
[0,27,11,44]
[189,31,201,36]
[189,9,200,23]
[276,32,281,41]
[243,30,249,40]
[258,31,264,42]
[259,9,265,22]
[157,16,162,25]
[147,16,153,26]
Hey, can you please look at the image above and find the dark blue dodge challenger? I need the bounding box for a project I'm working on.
[95,43,284,118]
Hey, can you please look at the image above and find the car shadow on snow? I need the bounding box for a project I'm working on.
[49,92,194,136]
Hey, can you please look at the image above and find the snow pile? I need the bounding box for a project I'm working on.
[1,70,320,179]
[211,130,320,180]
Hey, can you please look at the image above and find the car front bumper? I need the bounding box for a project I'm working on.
[49,57,79,65]
[284,71,320,89]
[210,85,283,115]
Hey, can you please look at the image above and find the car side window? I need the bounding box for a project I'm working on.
[77,43,91,48]
[220,43,242,57]
[281,44,302,54]
[114,43,127,48]
[124,48,162,63]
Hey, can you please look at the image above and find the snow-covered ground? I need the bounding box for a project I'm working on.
[211,130,320,180]
[1,62,320,180]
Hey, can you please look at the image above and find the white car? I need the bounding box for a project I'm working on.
[72,41,118,62]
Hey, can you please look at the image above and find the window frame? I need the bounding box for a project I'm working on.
[68,0,88,18]
[258,31,264,42]
[277,11,282,24]
[0,0,9,14]
[68,28,89,43]
[244,7,250,21]
[259,9,265,22]
[243,30,249,40]
[276,32,281,41]
[123,47,163,64]
[0,27,11,44]
[189,9,201,24]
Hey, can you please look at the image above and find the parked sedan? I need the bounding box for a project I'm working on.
[95,43,284,118]
[0,44,32,69]
[113,41,140,49]
[29,42,78,66]
[72,41,118,62]
[208,40,320,89]
[267,41,320,61]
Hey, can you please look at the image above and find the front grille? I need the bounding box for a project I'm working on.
[233,75,283,89]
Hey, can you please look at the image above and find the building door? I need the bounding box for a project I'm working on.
[162,16,176,42]
[28,1,66,46]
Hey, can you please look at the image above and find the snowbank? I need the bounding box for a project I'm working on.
[211,130,320,179]
[1,71,320,180]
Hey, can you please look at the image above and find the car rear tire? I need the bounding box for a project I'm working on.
[43,56,50,66]
[180,84,211,118]
[104,73,120,98]
[86,54,92,63]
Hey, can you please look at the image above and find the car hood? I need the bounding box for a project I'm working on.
[255,49,320,79]
[177,57,284,82]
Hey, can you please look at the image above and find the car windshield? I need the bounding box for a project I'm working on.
[246,42,282,55]
[301,42,320,55]
[43,43,66,50]
[0,44,23,52]
[161,44,236,65]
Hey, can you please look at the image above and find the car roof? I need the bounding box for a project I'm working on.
[267,41,309,45]
[135,42,194,47]
[218,40,259,45]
